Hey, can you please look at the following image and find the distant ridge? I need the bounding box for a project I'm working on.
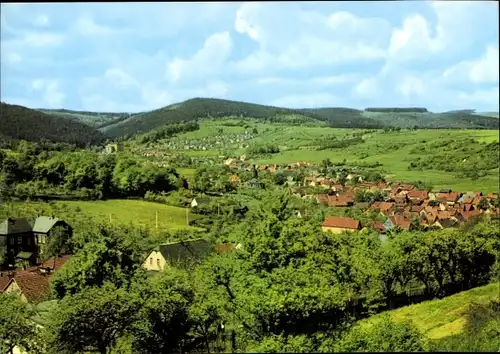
[1,102,105,146]
[3,98,498,141]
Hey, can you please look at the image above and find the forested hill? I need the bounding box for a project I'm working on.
[100,98,385,138]
[0,103,105,147]
[101,98,500,139]
[38,108,132,128]
[2,98,498,142]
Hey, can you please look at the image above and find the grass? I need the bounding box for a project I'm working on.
[53,199,201,233]
[133,120,499,193]
[360,282,500,340]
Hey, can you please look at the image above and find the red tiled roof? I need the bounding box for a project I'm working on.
[460,209,482,221]
[399,184,415,191]
[7,271,51,302]
[0,255,72,301]
[371,202,394,212]
[372,221,387,233]
[407,190,428,200]
[410,205,424,213]
[437,211,452,220]
[0,274,10,291]
[322,216,360,230]
[389,214,412,229]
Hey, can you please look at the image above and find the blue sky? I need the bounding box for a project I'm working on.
[1,1,498,113]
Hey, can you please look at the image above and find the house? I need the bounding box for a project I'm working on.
[31,216,72,262]
[190,197,211,208]
[0,218,35,266]
[386,214,412,231]
[407,190,428,204]
[0,216,72,267]
[321,216,361,234]
[327,195,354,207]
[371,202,394,215]
[143,239,214,271]
[0,255,71,303]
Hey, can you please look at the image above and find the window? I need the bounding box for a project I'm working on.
[157,258,160,267]
[27,238,31,246]
[17,236,22,245]
[149,257,153,265]
[9,237,14,245]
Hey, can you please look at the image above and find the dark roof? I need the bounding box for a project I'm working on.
[0,218,32,235]
[157,239,214,265]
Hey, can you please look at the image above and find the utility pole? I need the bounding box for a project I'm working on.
[156,211,158,230]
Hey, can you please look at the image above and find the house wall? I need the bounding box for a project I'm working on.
[6,232,37,264]
[142,251,169,271]
[321,226,357,234]
[4,280,28,303]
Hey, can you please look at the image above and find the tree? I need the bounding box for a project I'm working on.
[334,315,427,352]
[45,283,142,354]
[42,224,72,270]
[477,197,490,211]
[129,270,195,354]
[0,292,37,354]
[50,225,145,298]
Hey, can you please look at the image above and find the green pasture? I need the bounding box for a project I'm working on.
[54,200,200,233]
[360,282,500,340]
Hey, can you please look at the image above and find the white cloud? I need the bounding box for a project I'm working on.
[353,77,379,99]
[232,3,391,74]
[441,45,499,85]
[74,13,118,36]
[166,31,232,83]
[3,51,22,65]
[397,76,425,97]
[33,14,50,27]
[29,79,66,108]
[270,93,339,108]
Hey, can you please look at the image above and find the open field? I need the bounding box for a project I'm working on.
[360,282,500,340]
[149,121,499,193]
[53,200,201,233]
[55,200,200,232]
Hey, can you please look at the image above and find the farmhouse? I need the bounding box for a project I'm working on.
[322,216,361,234]
[0,216,72,266]
[143,239,214,271]
[0,255,72,303]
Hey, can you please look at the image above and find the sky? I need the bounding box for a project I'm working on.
[1,1,498,113]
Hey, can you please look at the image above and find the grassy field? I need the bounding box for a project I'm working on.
[360,282,500,340]
[139,120,499,193]
[53,200,201,233]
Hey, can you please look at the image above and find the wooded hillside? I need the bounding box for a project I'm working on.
[1,103,105,147]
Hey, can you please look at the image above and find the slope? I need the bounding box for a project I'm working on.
[1,103,105,147]
[359,282,500,343]
[100,98,384,138]
[101,98,499,139]
[38,108,132,128]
